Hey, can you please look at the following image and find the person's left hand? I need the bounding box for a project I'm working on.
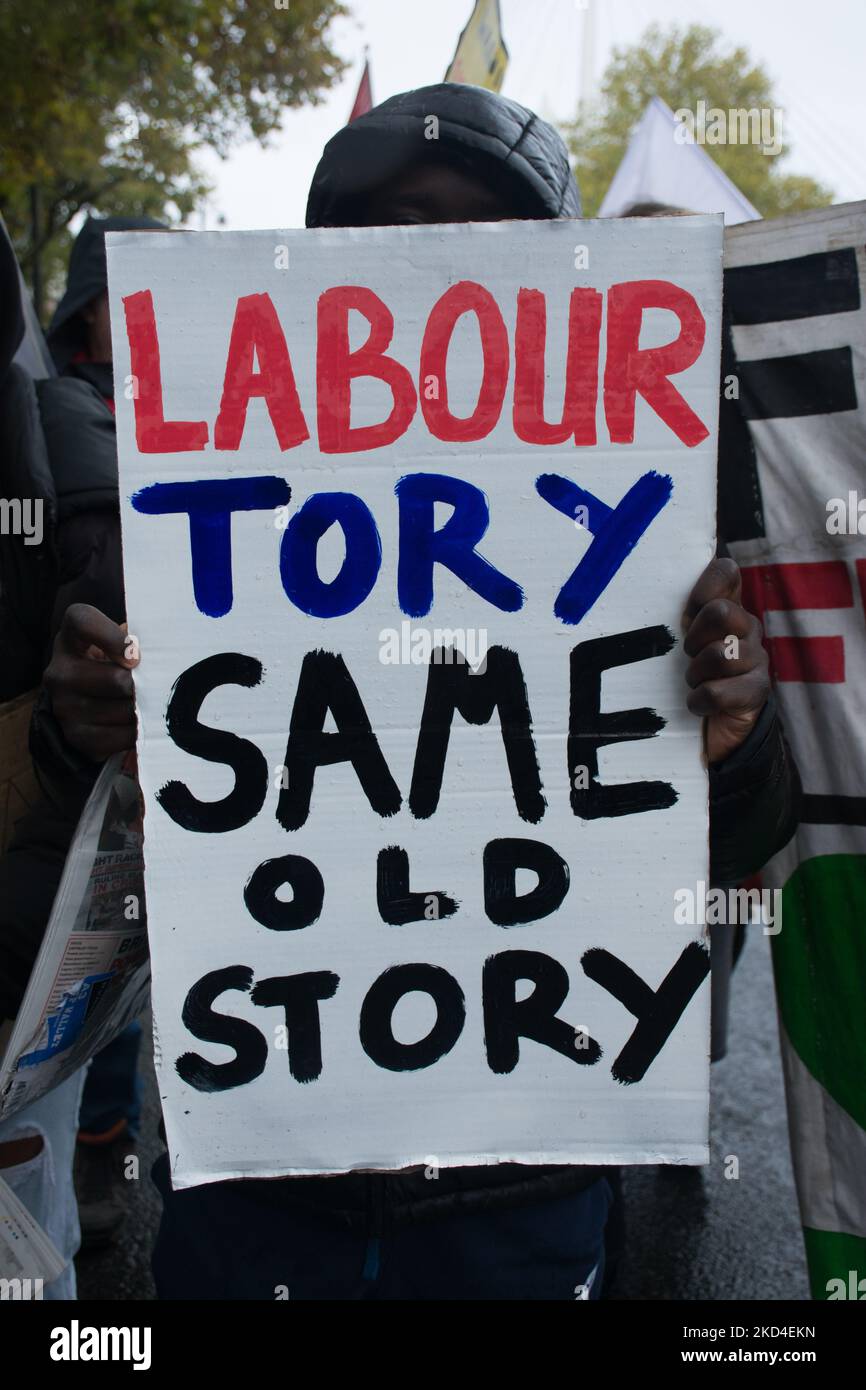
[683,557,770,764]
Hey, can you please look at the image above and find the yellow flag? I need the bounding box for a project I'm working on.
[445,0,509,93]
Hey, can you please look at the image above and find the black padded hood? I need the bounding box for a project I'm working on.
[47,214,166,371]
[306,83,581,227]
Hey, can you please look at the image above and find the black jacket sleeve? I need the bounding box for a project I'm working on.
[1,378,124,1019]
[28,376,125,814]
[3,508,125,1018]
[708,692,801,885]
[29,508,126,815]
[0,796,79,1023]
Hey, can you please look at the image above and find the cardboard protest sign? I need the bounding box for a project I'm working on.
[107,217,722,1186]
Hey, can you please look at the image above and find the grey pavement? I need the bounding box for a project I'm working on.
[611,929,810,1300]
[75,927,809,1302]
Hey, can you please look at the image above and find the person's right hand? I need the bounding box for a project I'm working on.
[44,603,140,762]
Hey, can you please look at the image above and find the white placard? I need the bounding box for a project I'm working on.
[108,218,722,1186]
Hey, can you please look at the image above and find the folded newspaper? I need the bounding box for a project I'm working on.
[0,752,150,1119]
[0,1173,66,1289]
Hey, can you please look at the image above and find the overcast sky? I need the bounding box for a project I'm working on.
[197,0,866,230]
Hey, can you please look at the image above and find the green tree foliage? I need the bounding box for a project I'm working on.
[565,24,834,217]
[0,0,347,316]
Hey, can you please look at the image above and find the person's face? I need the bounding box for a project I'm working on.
[80,289,112,363]
[357,162,516,227]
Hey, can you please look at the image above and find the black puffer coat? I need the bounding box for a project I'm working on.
[0,368,120,1021]
[0,212,122,1020]
[0,218,54,700]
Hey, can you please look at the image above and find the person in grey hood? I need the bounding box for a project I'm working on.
[47,214,165,402]
[40,84,799,1300]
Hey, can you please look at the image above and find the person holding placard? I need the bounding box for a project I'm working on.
[38,84,799,1301]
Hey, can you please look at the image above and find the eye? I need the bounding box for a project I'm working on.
[381,202,434,226]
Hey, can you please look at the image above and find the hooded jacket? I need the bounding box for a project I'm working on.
[0,216,25,381]
[47,214,165,380]
[8,88,800,1223]
[0,218,55,700]
[0,220,143,1020]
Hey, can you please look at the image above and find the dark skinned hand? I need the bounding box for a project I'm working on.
[44,603,139,763]
[683,557,770,764]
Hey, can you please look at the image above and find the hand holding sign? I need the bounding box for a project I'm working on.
[45,604,138,763]
[683,557,770,764]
